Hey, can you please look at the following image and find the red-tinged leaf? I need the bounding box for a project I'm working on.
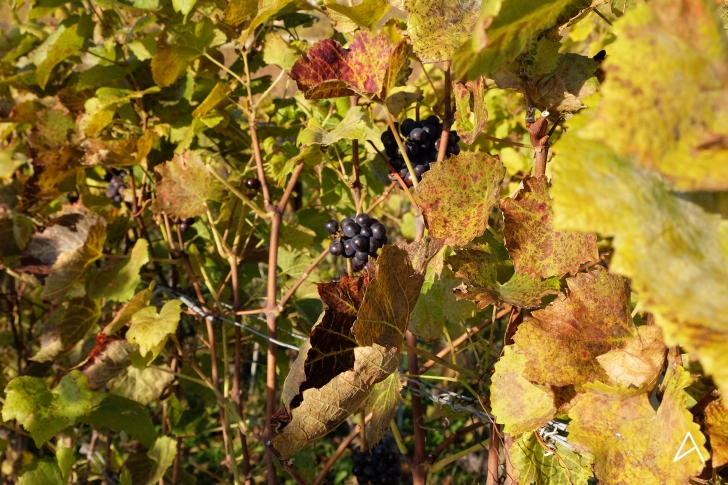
[290,31,411,101]
[81,339,134,391]
[453,77,488,145]
[500,175,599,278]
[415,151,506,247]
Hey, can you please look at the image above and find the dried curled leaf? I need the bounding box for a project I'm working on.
[705,399,728,468]
[500,175,598,278]
[596,325,666,389]
[453,77,488,145]
[416,151,506,247]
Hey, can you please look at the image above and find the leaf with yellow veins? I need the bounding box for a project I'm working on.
[325,0,390,33]
[491,345,556,435]
[513,267,635,388]
[551,132,728,397]
[126,300,182,362]
[416,151,506,247]
[568,366,707,485]
[704,399,728,468]
[510,431,595,485]
[453,77,488,145]
[596,325,666,389]
[500,175,598,278]
[578,0,728,190]
[364,371,403,450]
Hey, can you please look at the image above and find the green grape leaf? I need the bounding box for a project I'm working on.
[40,220,106,304]
[611,0,636,17]
[491,345,556,435]
[261,31,299,70]
[596,325,666,389]
[223,0,295,43]
[568,366,707,484]
[579,0,728,190]
[447,244,561,309]
[87,239,148,302]
[325,0,390,33]
[415,151,505,247]
[409,247,477,342]
[104,288,155,335]
[108,365,175,406]
[401,0,479,63]
[453,77,488,145]
[81,339,134,390]
[125,436,177,485]
[297,107,380,147]
[56,444,74,485]
[364,370,403,450]
[79,394,156,447]
[513,267,635,388]
[704,399,728,468]
[510,431,595,485]
[2,371,93,446]
[551,132,728,398]
[35,15,93,89]
[192,82,232,118]
[17,458,64,485]
[290,31,411,101]
[126,300,182,361]
[151,151,225,219]
[31,297,101,363]
[172,0,197,15]
[500,175,598,278]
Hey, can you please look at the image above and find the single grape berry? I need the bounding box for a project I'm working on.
[409,127,425,142]
[414,164,427,177]
[343,222,361,238]
[113,194,122,203]
[341,217,354,227]
[329,240,343,256]
[324,219,339,234]
[352,258,366,271]
[351,235,369,252]
[368,237,380,253]
[245,177,261,190]
[400,118,416,137]
[425,114,440,125]
[355,250,369,262]
[450,143,461,155]
[355,213,371,226]
[371,223,386,240]
[360,225,372,238]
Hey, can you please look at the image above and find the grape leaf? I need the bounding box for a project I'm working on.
[415,151,505,247]
[491,345,556,435]
[297,107,380,147]
[568,366,707,484]
[409,247,477,342]
[447,244,561,309]
[191,82,232,118]
[364,370,403,449]
[500,175,598,278]
[325,0,390,33]
[17,458,64,485]
[513,267,635,388]
[108,365,175,406]
[551,131,728,398]
[261,31,299,70]
[223,0,295,43]
[79,394,156,447]
[705,399,728,468]
[510,431,595,485]
[126,300,182,361]
[401,0,479,63]
[453,77,488,145]
[125,436,177,485]
[290,31,411,101]
[40,220,106,304]
[578,0,728,190]
[2,371,93,446]
[56,444,74,485]
[611,0,635,17]
[87,239,149,302]
[31,297,100,363]
[104,288,154,335]
[81,137,140,167]
[81,339,134,390]
[596,325,666,389]
[35,15,93,89]
[151,151,225,219]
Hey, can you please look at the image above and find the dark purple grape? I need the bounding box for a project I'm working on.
[376,460,388,473]
[381,131,396,149]
[341,217,354,227]
[386,450,397,463]
[399,168,409,179]
[368,237,380,253]
[373,444,388,457]
[378,233,388,245]
[371,223,386,240]
[363,465,376,477]
[385,146,397,159]
[422,124,437,139]
[113,194,122,203]
[434,138,441,151]
[355,213,371,226]
[246,178,261,190]
[400,118,416,136]
[343,222,361,238]
[351,235,369,251]
[344,242,356,259]
[329,240,344,256]
[360,225,372,238]
[419,140,431,151]
[405,141,419,156]
[380,437,392,448]
[448,130,460,145]
[352,258,366,271]
[403,172,412,186]
[414,164,427,177]
[324,219,339,234]
[353,464,364,475]
[409,127,425,142]
[449,143,461,155]
[425,115,439,125]
[355,250,369,262]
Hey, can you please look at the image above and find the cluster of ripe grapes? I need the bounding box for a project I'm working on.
[175,217,195,232]
[352,437,401,485]
[380,115,461,186]
[326,213,388,272]
[104,169,126,203]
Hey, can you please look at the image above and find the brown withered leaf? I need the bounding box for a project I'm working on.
[500,175,598,278]
[81,338,133,390]
[81,137,140,167]
[705,399,728,468]
[513,267,635,388]
[596,325,666,389]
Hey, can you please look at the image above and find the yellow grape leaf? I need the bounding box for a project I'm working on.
[104,287,154,335]
[416,151,506,247]
[325,0,390,33]
[510,431,595,485]
[192,82,232,118]
[551,132,728,397]
[126,300,182,361]
[491,345,556,435]
[108,365,175,406]
[579,0,728,190]
[568,366,707,485]
[364,371,403,449]
[453,77,488,145]
[704,399,728,468]
[500,175,598,278]
[596,325,666,389]
[513,267,635,388]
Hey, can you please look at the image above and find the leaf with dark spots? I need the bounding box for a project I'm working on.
[453,77,488,144]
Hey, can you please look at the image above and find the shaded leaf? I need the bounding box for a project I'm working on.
[596,325,666,389]
[2,371,93,446]
[31,297,100,363]
[491,345,556,435]
[126,300,182,361]
[404,0,479,63]
[125,436,177,485]
[81,138,140,167]
[364,371,403,449]
[87,239,149,302]
[568,366,707,484]
[79,394,156,447]
[36,15,93,89]
[453,77,488,145]
[81,339,134,390]
[415,151,505,247]
[108,365,175,406]
[500,175,598,278]
[224,0,295,42]
[510,431,595,485]
[17,459,64,485]
[704,399,728,468]
[513,267,634,388]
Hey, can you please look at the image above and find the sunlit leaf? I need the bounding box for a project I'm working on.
[126,300,182,361]
[297,107,380,147]
[17,459,64,485]
[35,15,93,89]
[596,325,665,389]
[364,371,403,449]
[325,0,390,33]
[704,399,728,468]
[510,431,595,485]
[452,77,488,145]
[104,288,155,335]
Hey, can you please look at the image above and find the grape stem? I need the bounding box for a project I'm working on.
[428,439,490,474]
[366,141,419,210]
[436,61,452,163]
[385,109,419,187]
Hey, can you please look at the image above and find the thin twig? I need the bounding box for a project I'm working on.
[593,7,613,26]
[310,414,372,485]
[405,331,426,485]
[367,141,419,209]
[278,247,329,311]
[427,421,486,464]
[436,61,452,163]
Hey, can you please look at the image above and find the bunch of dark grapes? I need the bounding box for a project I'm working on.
[351,437,401,485]
[380,115,460,187]
[175,217,195,232]
[325,213,387,272]
[104,169,126,203]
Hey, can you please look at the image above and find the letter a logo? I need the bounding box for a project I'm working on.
[673,432,706,463]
